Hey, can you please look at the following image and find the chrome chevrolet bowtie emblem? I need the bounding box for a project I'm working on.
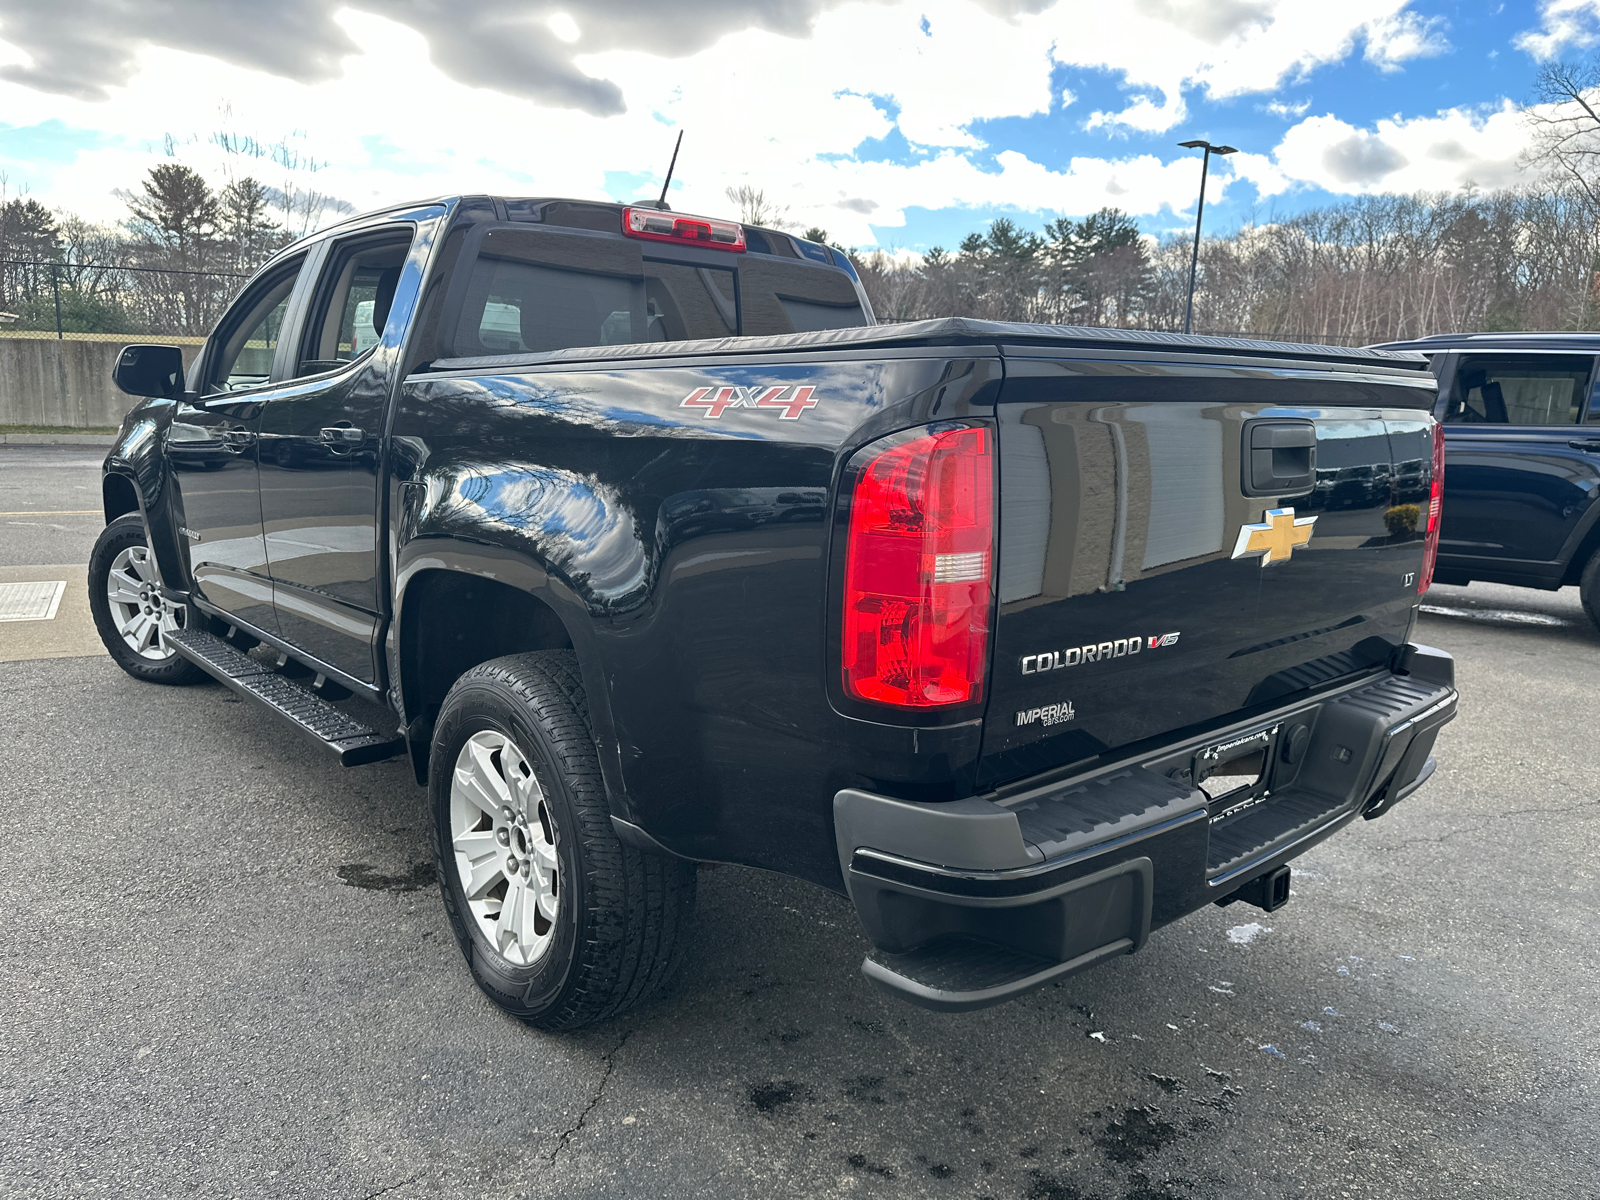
[1231,507,1317,566]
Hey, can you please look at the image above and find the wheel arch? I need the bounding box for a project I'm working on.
[1560,503,1600,586]
[393,551,602,788]
[102,470,141,524]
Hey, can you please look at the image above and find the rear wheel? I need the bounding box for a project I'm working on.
[88,514,204,685]
[430,651,697,1030]
[1580,549,1600,632]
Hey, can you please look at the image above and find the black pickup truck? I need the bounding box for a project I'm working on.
[92,195,1457,1027]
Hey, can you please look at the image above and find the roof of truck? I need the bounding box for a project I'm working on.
[430,316,1432,375]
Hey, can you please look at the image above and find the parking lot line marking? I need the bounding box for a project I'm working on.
[0,510,100,516]
[0,581,66,622]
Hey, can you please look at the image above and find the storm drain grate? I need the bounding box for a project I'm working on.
[0,581,66,622]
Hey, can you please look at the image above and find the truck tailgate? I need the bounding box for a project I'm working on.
[980,354,1437,789]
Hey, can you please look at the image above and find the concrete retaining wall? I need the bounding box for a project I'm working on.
[0,333,204,429]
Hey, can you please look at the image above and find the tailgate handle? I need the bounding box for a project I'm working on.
[1243,419,1316,497]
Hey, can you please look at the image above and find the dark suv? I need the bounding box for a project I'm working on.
[1372,333,1600,628]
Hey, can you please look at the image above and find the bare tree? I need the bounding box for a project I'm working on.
[1524,60,1600,211]
[725,185,793,229]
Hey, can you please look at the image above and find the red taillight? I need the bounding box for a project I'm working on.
[1418,423,1445,594]
[842,424,995,708]
[622,206,746,252]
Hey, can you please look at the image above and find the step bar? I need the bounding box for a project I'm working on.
[166,627,406,767]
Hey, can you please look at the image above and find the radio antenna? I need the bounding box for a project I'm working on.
[657,130,683,210]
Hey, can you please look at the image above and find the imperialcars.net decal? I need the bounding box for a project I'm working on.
[680,385,818,419]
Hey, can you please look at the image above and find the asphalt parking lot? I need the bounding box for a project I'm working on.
[1,445,1596,1200]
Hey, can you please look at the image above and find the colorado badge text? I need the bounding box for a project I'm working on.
[1021,631,1179,675]
[1231,507,1316,566]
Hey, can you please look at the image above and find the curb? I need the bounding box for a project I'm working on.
[1,433,117,447]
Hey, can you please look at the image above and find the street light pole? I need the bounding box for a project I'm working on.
[1178,139,1236,335]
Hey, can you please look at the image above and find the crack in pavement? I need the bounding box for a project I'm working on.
[359,1172,423,1200]
[547,1029,633,1167]
[1375,799,1600,852]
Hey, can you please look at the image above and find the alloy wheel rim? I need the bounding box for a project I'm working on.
[105,545,182,661]
[449,729,560,967]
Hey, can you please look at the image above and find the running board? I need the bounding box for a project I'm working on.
[165,627,405,767]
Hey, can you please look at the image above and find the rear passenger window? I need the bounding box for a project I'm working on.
[739,257,866,336]
[1446,356,1593,425]
[445,224,866,358]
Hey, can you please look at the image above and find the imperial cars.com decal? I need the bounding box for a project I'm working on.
[1016,700,1075,728]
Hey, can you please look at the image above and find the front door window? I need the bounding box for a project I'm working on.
[206,262,302,393]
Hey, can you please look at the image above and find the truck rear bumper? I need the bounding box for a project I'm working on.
[834,643,1456,1012]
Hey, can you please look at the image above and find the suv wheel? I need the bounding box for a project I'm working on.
[88,514,204,685]
[430,650,697,1029]
[1581,548,1600,632]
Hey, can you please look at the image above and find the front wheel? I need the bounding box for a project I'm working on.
[87,514,205,685]
[431,651,697,1030]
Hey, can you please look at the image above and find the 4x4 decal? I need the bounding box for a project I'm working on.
[681,385,817,419]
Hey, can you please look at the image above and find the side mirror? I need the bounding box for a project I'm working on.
[113,344,186,399]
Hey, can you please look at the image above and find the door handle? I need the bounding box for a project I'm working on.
[1568,438,1600,452]
[222,430,254,452]
[319,426,365,447]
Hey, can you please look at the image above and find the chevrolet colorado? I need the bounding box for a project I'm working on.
[92,195,1456,1027]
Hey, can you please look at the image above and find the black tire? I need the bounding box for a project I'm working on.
[87,514,205,686]
[1581,549,1600,632]
[430,650,697,1030]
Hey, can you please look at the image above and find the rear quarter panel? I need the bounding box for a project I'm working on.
[390,350,1001,887]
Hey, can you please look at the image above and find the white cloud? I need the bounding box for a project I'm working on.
[1087,92,1189,134]
[1363,11,1449,71]
[1261,98,1310,118]
[1515,0,1600,59]
[1046,0,1449,135]
[546,13,581,45]
[0,0,1502,249]
[1241,104,1532,197]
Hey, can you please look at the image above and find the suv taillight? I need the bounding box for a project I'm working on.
[842,424,994,708]
[1419,422,1445,594]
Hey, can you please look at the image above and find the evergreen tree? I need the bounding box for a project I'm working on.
[124,164,222,335]
[218,176,284,273]
[0,197,61,311]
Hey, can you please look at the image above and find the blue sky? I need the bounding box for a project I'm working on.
[0,1,1589,252]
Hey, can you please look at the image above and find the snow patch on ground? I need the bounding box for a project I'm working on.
[1227,923,1272,945]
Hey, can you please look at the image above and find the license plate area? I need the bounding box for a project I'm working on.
[1194,723,1280,824]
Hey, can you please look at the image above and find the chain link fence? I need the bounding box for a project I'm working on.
[0,259,251,340]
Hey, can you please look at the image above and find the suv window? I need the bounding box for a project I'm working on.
[1446,355,1593,425]
[298,231,415,376]
[204,257,305,393]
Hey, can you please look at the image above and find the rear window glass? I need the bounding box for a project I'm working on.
[447,225,865,357]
